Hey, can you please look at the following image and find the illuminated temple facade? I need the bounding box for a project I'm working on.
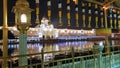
[0,0,120,40]
[9,25,97,40]
[7,17,97,40]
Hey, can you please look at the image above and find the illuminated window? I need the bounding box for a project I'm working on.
[21,14,27,23]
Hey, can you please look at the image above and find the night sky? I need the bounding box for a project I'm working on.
[0,0,119,29]
[0,0,63,27]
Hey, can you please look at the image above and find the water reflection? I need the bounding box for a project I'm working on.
[9,41,97,56]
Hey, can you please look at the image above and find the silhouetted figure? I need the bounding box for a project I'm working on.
[8,48,15,56]
[0,49,2,56]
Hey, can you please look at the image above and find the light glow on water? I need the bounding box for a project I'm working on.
[7,40,104,56]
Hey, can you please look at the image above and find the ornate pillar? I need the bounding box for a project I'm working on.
[2,0,8,67]
[13,0,32,67]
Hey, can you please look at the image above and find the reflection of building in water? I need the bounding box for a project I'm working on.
[7,41,100,56]
[4,40,105,61]
[57,41,94,51]
[111,33,120,45]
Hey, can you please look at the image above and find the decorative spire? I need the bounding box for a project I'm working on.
[88,3,91,28]
[82,2,86,27]
[67,0,71,26]
[58,1,62,26]
[94,4,98,28]
[35,0,40,24]
[47,0,51,21]
[74,0,79,27]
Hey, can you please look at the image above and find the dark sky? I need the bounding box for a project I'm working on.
[0,0,77,28]
[0,0,36,26]
[0,0,119,29]
[0,0,64,27]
